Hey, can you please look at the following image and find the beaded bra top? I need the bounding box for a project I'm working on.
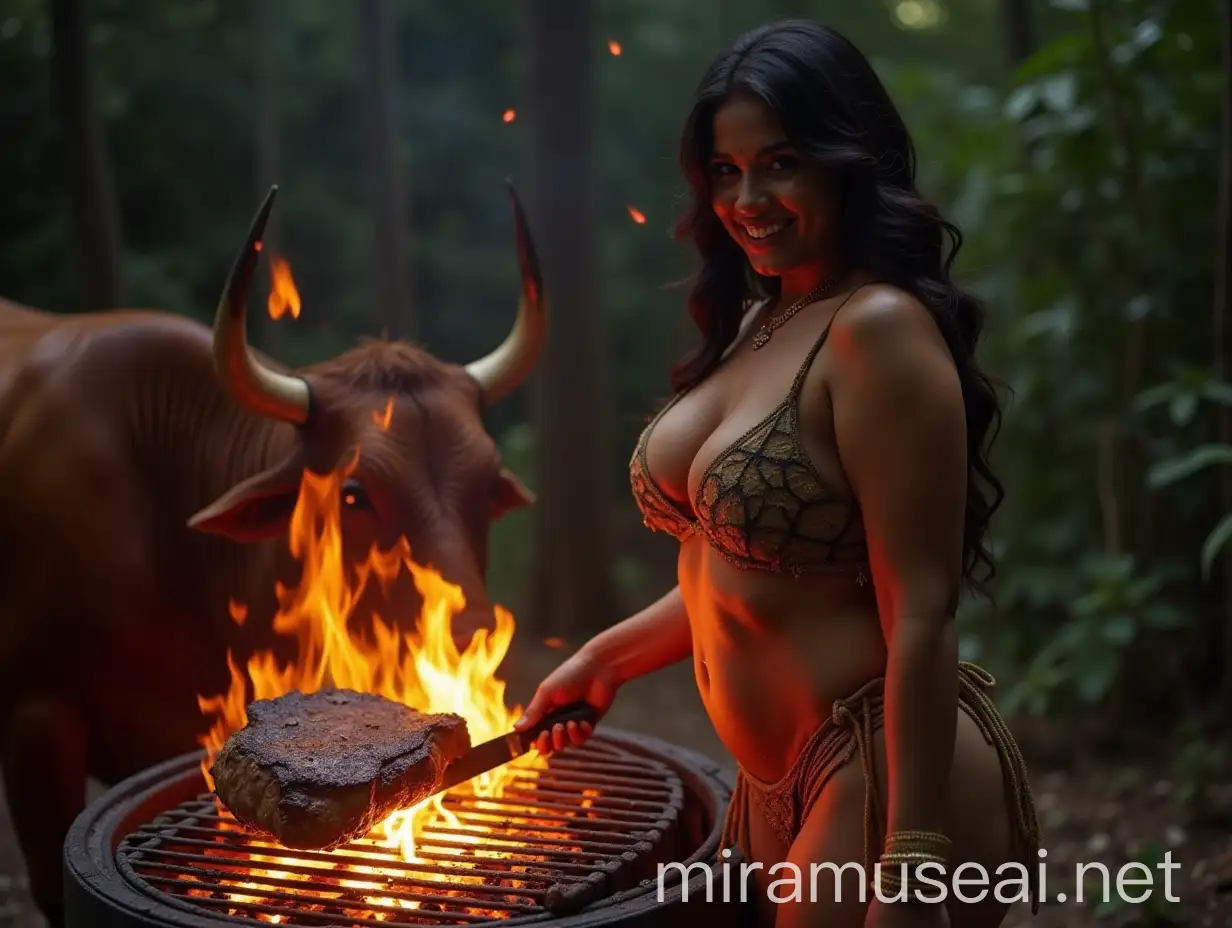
[628,297,870,582]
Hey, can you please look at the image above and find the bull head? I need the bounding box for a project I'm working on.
[186,185,545,622]
[203,183,545,423]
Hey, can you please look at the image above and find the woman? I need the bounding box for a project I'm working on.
[514,20,1039,928]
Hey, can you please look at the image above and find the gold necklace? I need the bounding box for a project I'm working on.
[751,274,843,349]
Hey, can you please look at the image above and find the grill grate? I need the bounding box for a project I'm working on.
[116,738,685,926]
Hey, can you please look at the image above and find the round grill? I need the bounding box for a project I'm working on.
[66,730,743,927]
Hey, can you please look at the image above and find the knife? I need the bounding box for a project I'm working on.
[431,701,599,796]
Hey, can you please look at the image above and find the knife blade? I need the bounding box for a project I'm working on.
[431,701,599,796]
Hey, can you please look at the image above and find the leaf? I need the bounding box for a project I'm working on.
[1124,293,1152,320]
[1132,19,1164,52]
[1141,602,1189,630]
[1133,382,1175,412]
[1169,391,1198,426]
[1200,380,1232,406]
[1004,85,1039,122]
[1200,514,1232,579]
[1041,72,1078,112]
[1016,298,1077,340]
[1147,445,1232,487]
[1070,590,1104,616]
[1078,656,1117,703]
[1103,614,1135,645]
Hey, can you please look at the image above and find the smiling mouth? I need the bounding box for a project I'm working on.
[739,219,794,245]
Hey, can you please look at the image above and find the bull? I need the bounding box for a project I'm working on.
[0,184,546,925]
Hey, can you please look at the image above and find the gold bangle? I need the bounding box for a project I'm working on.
[885,829,952,847]
[873,860,945,903]
[886,829,951,843]
[883,830,952,860]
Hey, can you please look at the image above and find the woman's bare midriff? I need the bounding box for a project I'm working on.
[677,535,1018,888]
[677,536,886,785]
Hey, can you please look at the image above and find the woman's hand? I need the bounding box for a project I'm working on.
[513,649,619,754]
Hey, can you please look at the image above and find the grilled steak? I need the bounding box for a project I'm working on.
[210,688,471,850]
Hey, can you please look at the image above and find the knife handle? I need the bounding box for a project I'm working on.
[521,701,600,745]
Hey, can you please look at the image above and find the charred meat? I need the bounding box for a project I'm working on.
[210,689,471,849]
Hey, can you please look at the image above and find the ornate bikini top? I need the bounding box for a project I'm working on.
[629,295,870,582]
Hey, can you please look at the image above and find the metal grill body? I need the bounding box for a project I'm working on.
[66,731,743,928]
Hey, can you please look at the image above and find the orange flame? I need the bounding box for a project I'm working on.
[195,453,541,914]
[627,205,646,224]
[608,39,622,56]
[372,396,394,431]
[502,108,516,123]
[267,257,301,320]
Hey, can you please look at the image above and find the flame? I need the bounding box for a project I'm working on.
[228,599,247,626]
[502,108,516,123]
[608,39,622,55]
[627,205,646,224]
[195,453,543,917]
[267,257,301,320]
[372,396,394,431]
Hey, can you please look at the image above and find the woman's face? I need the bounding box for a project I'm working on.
[708,92,838,280]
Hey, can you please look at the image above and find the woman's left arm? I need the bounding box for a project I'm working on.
[829,287,968,838]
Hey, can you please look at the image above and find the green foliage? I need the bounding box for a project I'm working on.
[1148,434,1232,577]
[1087,840,1185,923]
[916,0,1229,715]
[998,552,1191,717]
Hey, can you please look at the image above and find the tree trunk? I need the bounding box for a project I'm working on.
[255,0,284,351]
[999,0,1035,69]
[358,0,413,339]
[1216,0,1232,711]
[526,0,616,637]
[50,0,126,310]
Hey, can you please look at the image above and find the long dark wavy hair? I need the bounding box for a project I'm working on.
[671,19,1005,592]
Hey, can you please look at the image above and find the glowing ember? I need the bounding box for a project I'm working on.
[195,447,541,915]
[267,257,301,320]
[502,108,516,123]
[608,39,622,56]
[627,205,646,224]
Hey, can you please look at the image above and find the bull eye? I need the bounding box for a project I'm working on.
[341,478,372,511]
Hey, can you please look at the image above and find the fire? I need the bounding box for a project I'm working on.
[627,205,646,224]
[372,396,394,431]
[608,39,622,55]
[267,257,301,320]
[195,452,542,918]
[502,108,516,123]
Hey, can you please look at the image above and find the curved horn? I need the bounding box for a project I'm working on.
[464,182,547,404]
[212,185,311,424]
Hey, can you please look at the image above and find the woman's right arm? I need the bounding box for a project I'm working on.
[514,585,692,750]
[583,584,692,686]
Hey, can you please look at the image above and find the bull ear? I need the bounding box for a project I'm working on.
[188,456,304,542]
[491,467,535,520]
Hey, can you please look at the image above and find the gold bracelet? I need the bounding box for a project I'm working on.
[873,860,946,903]
[883,829,953,859]
[875,833,952,904]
